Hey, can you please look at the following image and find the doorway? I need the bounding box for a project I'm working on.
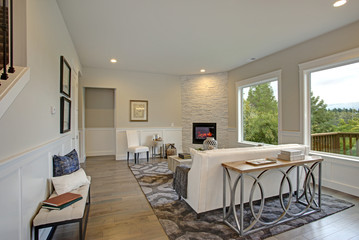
[83,87,116,158]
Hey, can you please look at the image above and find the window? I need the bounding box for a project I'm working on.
[236,70,281,145]
[300,48,359,158]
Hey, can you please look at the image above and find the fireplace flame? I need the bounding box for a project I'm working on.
[196,131,213,139]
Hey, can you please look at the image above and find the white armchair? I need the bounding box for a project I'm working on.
[126,130,149,164]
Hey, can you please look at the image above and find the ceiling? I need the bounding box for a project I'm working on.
[56,0,359,76]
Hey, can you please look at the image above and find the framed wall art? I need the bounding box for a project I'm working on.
[60,97,71,133]
[130,100,148,122]
[60,56,71,97]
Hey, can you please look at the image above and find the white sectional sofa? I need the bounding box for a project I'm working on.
[185,144,309,214]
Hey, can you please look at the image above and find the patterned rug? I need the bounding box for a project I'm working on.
[129,162,354,240]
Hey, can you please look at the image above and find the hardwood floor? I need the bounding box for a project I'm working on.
[52,156,359,240]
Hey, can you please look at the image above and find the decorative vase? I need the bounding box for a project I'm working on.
[203,137,218,150]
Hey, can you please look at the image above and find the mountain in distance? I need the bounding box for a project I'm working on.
[327,102,359,110]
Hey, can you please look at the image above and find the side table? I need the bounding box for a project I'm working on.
[167,155,192,172]
[152,140,164,158]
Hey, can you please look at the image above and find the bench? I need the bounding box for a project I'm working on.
[33,176,91,240]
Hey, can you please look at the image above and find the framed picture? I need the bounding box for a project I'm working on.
[60,97,71,133]
[60,56,71,97]
[130,100,148,122]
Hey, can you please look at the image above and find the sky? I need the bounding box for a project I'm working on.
[241,61,358,106]
[311,62,359,105]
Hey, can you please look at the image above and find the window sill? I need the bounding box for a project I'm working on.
[309,150,359,163]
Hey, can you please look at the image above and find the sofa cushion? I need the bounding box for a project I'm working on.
[53,149,80,177]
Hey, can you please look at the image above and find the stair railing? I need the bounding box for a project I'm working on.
[8,0,13,73]
[0,0,15,82]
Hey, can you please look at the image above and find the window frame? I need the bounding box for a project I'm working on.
[236,70,282,144]
[299,47,359,159]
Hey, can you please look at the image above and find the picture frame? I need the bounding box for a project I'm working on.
[60,56,71,97]
[60,97,71,133]
[130,100,148,122]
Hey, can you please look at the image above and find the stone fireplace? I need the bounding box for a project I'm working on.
[181,72,228,151]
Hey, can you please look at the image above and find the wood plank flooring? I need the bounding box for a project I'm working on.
[52,156,359,240]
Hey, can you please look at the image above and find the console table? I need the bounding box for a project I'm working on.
[222,156,323,236]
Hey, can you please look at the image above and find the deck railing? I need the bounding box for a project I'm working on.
[311,132,359,156]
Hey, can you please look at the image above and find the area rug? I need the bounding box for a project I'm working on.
[129,162,354,240]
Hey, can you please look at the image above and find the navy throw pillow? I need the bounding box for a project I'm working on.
[53,149,80,177]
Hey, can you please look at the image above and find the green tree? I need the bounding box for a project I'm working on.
[243,83,278,144]
[311,93,335,133]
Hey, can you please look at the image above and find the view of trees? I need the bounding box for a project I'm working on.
[243,83,359,146]
[243,82,278,144]
[311,92,359,134]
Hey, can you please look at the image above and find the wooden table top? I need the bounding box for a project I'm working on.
[222,156,323,174]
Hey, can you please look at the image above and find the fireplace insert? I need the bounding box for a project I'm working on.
[192,123,216,144]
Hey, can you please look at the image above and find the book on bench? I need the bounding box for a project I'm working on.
[42,197,83,210]
[42,192,82,207]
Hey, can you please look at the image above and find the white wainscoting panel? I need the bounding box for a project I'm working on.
[85,128,116,156]
[0,169,21,239]
[0,134,74,240]
[116,127,182,160]
[320,155,359,197]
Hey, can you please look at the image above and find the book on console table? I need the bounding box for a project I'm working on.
[277,153,305,161]
[42,192,82,207]
[42,197,82,210]
[178,153,191,159]
[246,158,277,166]
[280,149,303,156]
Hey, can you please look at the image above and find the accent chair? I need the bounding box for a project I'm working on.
[126,130,149,164]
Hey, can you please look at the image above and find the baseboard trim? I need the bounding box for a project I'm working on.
[322,178,359,197]
[86,151,115,157]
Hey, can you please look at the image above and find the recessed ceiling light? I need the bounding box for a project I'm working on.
[333,0,347,7]
[200,69,206,73]
[110,58,117,63]
[247,57,257,62]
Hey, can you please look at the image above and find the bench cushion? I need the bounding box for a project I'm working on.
[52,168,90,195]
[33,176,91,227]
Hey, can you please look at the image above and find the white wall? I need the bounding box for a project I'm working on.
[79,68,182,157]
[85,128,116,156]
[0,0,81,161]
[228,20,359,133]
[80,67,181,129]
[0,1,81,239]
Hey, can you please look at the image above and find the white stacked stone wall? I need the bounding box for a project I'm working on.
[181,72,229,152]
